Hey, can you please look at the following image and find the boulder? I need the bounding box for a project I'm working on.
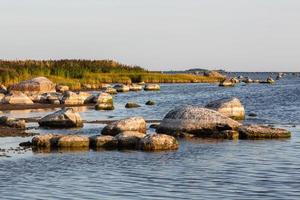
[32,134,62,148]
[114,84,130,92]
[144,84,160,91]
[238,125,291,139]
[56,85,69,93]
[103,87,117,95]
[205,97,245,120]
[0,84,7,94]
[0,116,26,129]
[219,79,235,87]
[102,117,147,136]
[210,130,239,139]
[156,106,241,138]
[62,91,94,105]
[57,135,89,148]
[8,77,55,96]
[94,93,114,110]
[38,108,83,128]
[129,84,143,91]
[138,134,179,151]
[3,91,34,105]
[37,92,62,104]
[145,100,155,106]
[89,135,118,149]
[125,102,141,108]
[115,131,145,149]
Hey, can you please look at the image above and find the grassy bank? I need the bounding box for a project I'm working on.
[0,60,224,89]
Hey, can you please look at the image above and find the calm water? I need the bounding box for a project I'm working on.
[1,73,300,199]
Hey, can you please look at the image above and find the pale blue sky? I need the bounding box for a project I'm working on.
[0,0,299,71]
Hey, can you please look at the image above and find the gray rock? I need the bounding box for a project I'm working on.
[38,108,83,128]
[139,134,179,151]
[156,106,241,137]
[144,84,160,91]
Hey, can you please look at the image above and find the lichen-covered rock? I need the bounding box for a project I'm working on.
[219,79,235,87]
[238,125,291,139]
[89,135,118,149]
[38,108,83,128]
[129,84,143,91]
[139,134,179,151]
[3,91,34,105]
[144,84,160,91]
[205,97,245,120]
[145,100,155,106]
[57,135,89,148]
[0,116,26,129]
[32,134,62,148]
[115,131,145,149]
[102,117,147,136]
[125,102,141,108]
[62,91,94,105]
[8,77,55,96]
[56,85,69,93]
[94,92,114,110]
[114,84,130,92]
[156,106,241,137]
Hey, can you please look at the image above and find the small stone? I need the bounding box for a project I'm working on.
[145,100,155,106]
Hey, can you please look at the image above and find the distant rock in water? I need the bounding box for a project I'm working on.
[38,108,83,128]
[156,106,241,138]
[62,91,94,105]
[114,84,130,92]
[205,97,245,120]
[115,131,145,149]
[94,92,114,110]
[260,77,275,84]
[103,87,117,95]
[144,84,160,91]
[8,77,56,96]
[219,79,235,87]
[129,84,143,91]
[238,125,291,139]
[2,91,34,105]
[102,117,147,136]
[125,102,141,108]
[145,100,155,105]
[248,113,257,117]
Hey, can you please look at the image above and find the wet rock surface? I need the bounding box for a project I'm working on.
[238,125,291,139]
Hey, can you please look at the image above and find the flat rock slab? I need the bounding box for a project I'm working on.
[238,125,291,139]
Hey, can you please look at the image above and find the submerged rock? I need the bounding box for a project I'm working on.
[114,84,130,92]
[156,106,241,138]
[205,97,245,120]
[238,125,291,139]
[139,134,179,151]
[38,108,83,128]
[8,77,56,96]
[125,102,141,108]
[144,84,160,91]
[145,100,155,106]
[115,131,145,149]
[89,135,118,149]
[94,93,114,110]
[102,117,147,136]
[2,91,34,105]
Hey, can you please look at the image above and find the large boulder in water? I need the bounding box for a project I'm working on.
[8,77,55,96]
[129,84,143,91]
[89,135,118,149]
[57,135,89,148]
[114,84,129,92]
[138,134,179,151]
[205,97,245,120]
[156,106,241,137]
[0,116,26,129]
[238,125,291,139]
[38,108,83,128]
[2,91,34,105]
[144,84,160,91]
[32,134,62,148]
[102,117,147,136]
[94,92,114,110]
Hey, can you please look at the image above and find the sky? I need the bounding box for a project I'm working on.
[0,0,300,72]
